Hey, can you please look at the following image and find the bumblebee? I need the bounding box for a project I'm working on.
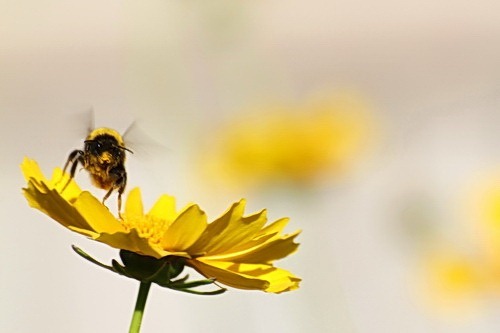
[62,127,133,214]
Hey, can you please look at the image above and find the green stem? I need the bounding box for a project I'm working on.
[129,281,152,333]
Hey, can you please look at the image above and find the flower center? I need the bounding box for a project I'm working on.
[122,215,170,244]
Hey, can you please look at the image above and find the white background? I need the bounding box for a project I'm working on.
[2,1,500,332]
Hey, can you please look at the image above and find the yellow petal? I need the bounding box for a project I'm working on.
[255,266,301,293]
[214,209,268,253]
[21,158,124,238]
[73,192,124,235]
[147,194,176,224]
[204,230,301,264]
[189,260,269,291]
[51,168,82,200]
[216,218,292,256]
[21,157,47,183]
[189,200,248,254]
[22,181,98,237]
[255,217,290,237]
[97,229,166,259]
[227,262,301,293]
[124,188,144,220]
[97,230,192,259]
[21,158,83,201]
[190,260,300,293]
[161,204,207,251]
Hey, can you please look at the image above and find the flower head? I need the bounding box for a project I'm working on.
[200,92,374,189]
[420,172,500,312]
[21,158,301,293]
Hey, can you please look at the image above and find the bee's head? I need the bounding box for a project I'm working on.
[84,134,133,165]
[85,128,133,156]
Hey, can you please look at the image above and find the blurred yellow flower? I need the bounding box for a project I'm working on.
[422,173,500,311]
[423,249,485,309]
[200,93,374,188]
[472,177,500,259]
[21,157,301,293]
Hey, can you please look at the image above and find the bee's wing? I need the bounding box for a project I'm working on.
[56,107,95,148]
[122,120,137,144]
[86,107,95,134]
[64,107,95,137]
[122,120,170,158]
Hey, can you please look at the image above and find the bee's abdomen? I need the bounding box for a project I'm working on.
[84,153,125,190]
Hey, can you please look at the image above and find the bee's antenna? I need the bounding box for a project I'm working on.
[120,146,134,154]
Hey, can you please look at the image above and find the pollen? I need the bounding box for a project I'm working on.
[122,215,170,245]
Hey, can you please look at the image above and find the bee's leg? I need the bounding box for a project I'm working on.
[117,170,127,218]
[101,188,121,217]
[63,150,83,174]
[112,168,127,219]
[102,187,114,206]
[116,176,127,219]
[103,167,127,219]
[60,150,84,192]
[117,191,123,219]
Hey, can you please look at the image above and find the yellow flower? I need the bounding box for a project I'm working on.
[21,157,301,293]
[200,93,374,188]
[423,249,485,307]
[420,173,500,312]
[421,251,487,312]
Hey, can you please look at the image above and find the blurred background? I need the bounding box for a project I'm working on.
[3,1,500,332]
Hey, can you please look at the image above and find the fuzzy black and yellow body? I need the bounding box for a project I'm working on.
[62,127,132,214]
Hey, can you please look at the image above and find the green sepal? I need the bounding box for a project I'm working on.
[111,259,130,276]
[167,277,227,294]
[72,245,116,274]
[170,286,227,295]
[117,250,185,281]
[72,245,226,296]
[168,276,216,289]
